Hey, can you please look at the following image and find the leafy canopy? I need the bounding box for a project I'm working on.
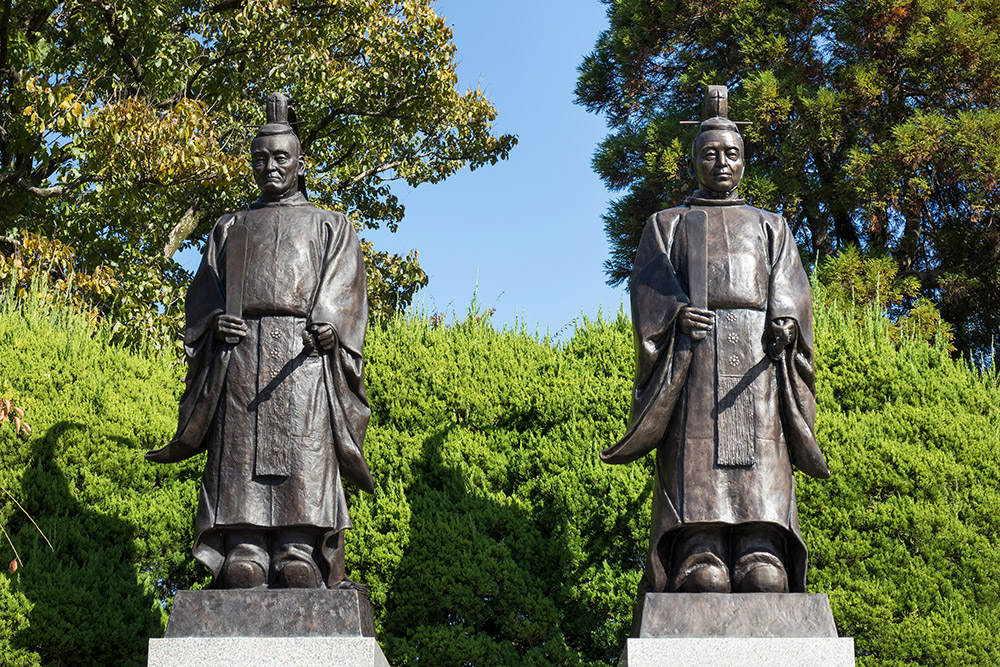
[576,0,1000,354]
[0,0,516,324]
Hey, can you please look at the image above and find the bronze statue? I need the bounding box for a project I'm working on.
[147,93,373,590]
[601,86,830,608]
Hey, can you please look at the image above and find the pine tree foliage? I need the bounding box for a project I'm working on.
[0,288,997,665]
[576,0,1000,354]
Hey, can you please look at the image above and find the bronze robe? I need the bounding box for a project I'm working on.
[148,194,373,583]
[601,199,829,593]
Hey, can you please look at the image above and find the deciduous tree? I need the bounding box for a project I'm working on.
[0,0,515,324]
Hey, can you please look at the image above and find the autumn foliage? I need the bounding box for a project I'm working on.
[1,0,516,326]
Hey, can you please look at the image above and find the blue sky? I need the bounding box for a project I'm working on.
[365,1,625,335]
[178,2,625,334]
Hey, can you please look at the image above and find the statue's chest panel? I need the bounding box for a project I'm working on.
[240,209,322,314]
[675,207,770,310]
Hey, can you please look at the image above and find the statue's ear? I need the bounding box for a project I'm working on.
[297,153,306,176]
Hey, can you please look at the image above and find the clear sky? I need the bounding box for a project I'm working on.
[366,1,626,335]
[178,2,625,334]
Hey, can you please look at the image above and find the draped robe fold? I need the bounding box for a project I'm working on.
[146,194,372,583]
[600,200,829,594]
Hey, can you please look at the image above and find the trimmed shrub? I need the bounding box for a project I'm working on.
[0,288,996,665]
[0,290,203,666]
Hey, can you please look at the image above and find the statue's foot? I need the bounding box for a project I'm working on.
[222,560,267,589]
[733,553,788,593]
[278,559,323,588]
[673,552,731,593]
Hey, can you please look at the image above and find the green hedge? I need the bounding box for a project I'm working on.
[0,291,201,666]
[0,290,997,665]
[806,303,1000,666]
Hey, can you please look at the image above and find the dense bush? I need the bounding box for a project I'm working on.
[806,300,1000,665]
[0,289,201,666]
[0,288,996,665]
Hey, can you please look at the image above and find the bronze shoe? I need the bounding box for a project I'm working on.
[672,552,731,593]
[222,560,267,589]
[279,559,322,588]
[733,552,788,593]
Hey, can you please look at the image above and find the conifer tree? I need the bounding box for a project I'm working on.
[576,0,1000,354]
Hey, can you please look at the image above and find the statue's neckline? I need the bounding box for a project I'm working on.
[686,197,746,207]
[251,192,312,209]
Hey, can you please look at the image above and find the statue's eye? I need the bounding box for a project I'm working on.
[727,150,740,160]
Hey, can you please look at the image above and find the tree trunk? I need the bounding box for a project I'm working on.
[162,198,202,259]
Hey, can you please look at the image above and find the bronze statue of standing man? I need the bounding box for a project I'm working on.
[147,93,373,591]
[602,86,830,612]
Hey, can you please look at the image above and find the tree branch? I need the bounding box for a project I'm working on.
[162,196,203,259]
[340,159,409,189]
[97,3,144,84]
[303,94,427,148]
[14,175,96,197]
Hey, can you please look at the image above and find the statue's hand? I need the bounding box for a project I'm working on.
[311,323,338,352]
[768,317,797,359]
[679,306,714,342]
[214,313,247,343]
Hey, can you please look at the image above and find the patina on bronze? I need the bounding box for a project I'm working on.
[147,92,373,591]
[602,86,830,622]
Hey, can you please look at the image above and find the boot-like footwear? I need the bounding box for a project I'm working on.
[733,552,788,593]
[278,559,323,588]
[672,552,731,593]
[222,559,267,589]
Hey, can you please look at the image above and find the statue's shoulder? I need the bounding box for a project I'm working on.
[307,206,356,236]
[206,212,239,243]
[651,205,687,221]
[309,206,349,224]
[646,205,687,232]
[743,205,793,236]
[747,204,785,221]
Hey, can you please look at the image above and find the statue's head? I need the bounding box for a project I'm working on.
[251,93,306,200]
[688,86,746,197]
[692,127,744,196]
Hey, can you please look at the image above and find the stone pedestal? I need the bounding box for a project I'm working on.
[634,592,839,638]
[148,589,388,667]
[622,593,855,666]
[622,637,855,666]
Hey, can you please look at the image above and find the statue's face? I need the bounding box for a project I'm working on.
[693,130,745,194]
[251,133,304,198]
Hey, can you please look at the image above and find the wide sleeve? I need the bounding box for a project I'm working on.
[146,215,235,463]
[766,215,830,479]
[601,210,693,464]
[312,213,375,493]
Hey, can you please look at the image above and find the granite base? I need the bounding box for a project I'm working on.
[148,637,389,667]
[150,589,387,666]
[164,589,375,638]
[623,593,855,666]
[622,637,855,666]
